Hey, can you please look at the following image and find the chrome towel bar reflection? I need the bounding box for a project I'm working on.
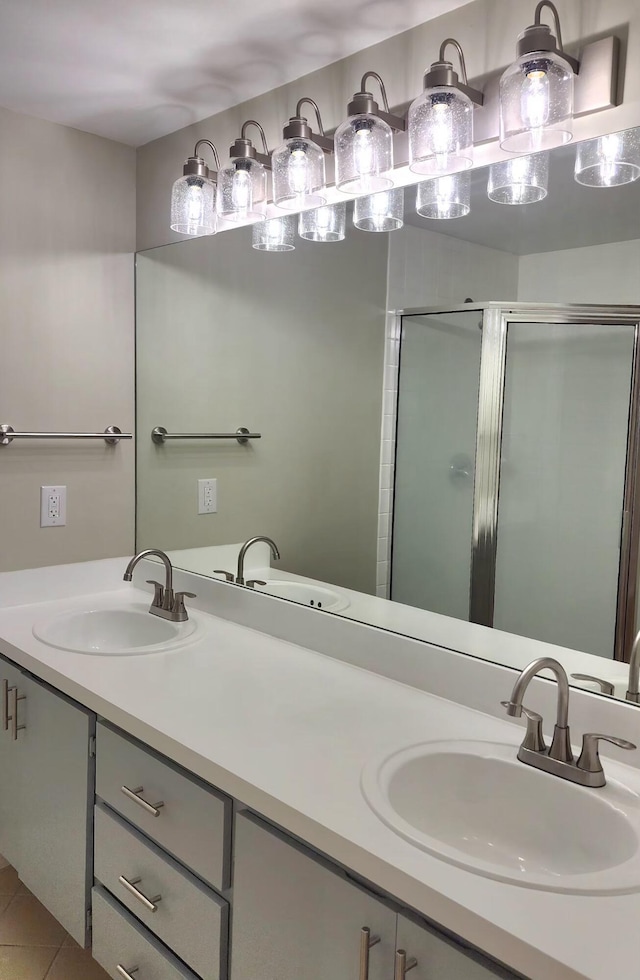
[0,424,131,446]
[152,426,261,446]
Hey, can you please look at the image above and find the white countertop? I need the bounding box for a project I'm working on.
[0,561,637,980]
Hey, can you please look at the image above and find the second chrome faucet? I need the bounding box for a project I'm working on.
[502,657,635,788]
[214,536,280,587]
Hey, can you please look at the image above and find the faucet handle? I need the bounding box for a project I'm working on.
[146,580,164,608]
[213,569,235,583]
[172,591,196,620]
[577,733,636,780]
[501,701,546,752]
[245,579,267,589]
[571,674,615,696]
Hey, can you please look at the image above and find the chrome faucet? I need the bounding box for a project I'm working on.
[502,657,635,787]
[123,549,196,623]
[214,535,281,587]
[626,630,640,703]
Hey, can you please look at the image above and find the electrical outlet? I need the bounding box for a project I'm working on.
[198,478,217,514]
[41,486,67,527]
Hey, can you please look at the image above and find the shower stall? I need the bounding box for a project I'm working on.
[391,303,640,662]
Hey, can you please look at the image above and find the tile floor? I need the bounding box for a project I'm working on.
[0,863,110,980]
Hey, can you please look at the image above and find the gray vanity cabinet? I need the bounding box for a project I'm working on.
[231,811,397,980]
[0,656,94,946]
[231,812,521,980]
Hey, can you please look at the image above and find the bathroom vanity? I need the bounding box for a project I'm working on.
[0,558,639,980]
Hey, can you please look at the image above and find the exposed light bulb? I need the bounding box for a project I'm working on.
[431,98,454,170]
[231,169,251,213]
[354,122,375,186]
[521,65,550,137]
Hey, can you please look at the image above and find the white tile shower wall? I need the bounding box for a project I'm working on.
[376,225,519,597]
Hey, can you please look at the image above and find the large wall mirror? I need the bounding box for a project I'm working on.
[136,126,640,703]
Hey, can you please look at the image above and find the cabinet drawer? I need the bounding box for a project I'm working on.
[92,887,198,980]
[96,722,231,891]
[94,804,227,980]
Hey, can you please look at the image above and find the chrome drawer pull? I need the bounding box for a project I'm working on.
[121,785,165,818]
[117,966,139,979]
[359,927,381,980]
[395,950,418,980]
[2,680,8,732]
[118,875,162,913]
[7,687,26,741]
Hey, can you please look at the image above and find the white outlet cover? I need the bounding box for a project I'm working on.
[40,485,67,527]
[198,478,217,515]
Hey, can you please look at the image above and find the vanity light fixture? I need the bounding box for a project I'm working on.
[252,214,296,251]
[575,129,640,187]
[170,140,220,236]
[487,151,549,204]
[272,99,333,210]
[500,1,578,153]
[335,72,405,194]
[298,202,347,242]
[416,172,470,219]
[217,121,270,222]
[353,187,404,232]
[408,38,482,176]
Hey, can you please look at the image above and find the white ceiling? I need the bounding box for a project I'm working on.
[0,0,469,147]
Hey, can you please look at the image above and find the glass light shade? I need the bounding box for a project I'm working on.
[252,215,296,251]
[500,50,574,152]
[170,174,216,236]
[487,151,549,204]
[408,86,474,175]
[217,157,267,222]
[335,114,394,194]
[416,172,470,219]
[575,129,640,187]
[298,203,347,242]
[353,187,404,232]
[272,137,327,210]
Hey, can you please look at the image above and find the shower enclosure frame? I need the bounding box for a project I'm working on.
[395,302,640,663]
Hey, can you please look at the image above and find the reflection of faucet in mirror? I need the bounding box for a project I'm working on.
[502,657,635,787]
[214,536,281,587]
[123,549,196,622]
[626,631,640,703]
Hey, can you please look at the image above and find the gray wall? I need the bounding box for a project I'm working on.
[0,105,136,572]
[136,225,387,594]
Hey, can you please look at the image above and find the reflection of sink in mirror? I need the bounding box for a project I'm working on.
[361,740,640,895]
[33,606,198,656]
[253,580,349,613]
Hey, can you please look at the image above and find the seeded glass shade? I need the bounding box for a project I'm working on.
[170,174,216,236]
[272,137,326,210]
[353,188,404,232]
[252,215,296,251]
[500,49,573,152]
[217,157,267,221]
[575,130,640,187]
[417,172,470,219]
[488,152,549,204]
[298,203,347,242]
[335,114,394,194]
[409,87,474,175]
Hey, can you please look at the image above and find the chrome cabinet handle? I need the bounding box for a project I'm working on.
[121,785,164,818]
[359,926,381,980]
[118,875,162,913]
[116,966,139,979]
[394,950,418,980]
[2,679,8,732]
[571,674,615,696]
[8,687,26,741]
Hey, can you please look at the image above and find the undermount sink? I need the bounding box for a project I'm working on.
[254,580,350,613]
[33,606,198,656]
[361,740,640,895]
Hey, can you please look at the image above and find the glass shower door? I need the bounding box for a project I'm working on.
[392,311,482,619]
[492,320,636,658]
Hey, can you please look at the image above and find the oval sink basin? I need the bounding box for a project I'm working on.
[254,580,349,613]
[33,606,198,656]
[361,740,640,894]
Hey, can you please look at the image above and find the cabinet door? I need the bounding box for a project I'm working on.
[232,812,396,980]
[0,659,27,869]
[16,673,94,946]
[396,914,520,980]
